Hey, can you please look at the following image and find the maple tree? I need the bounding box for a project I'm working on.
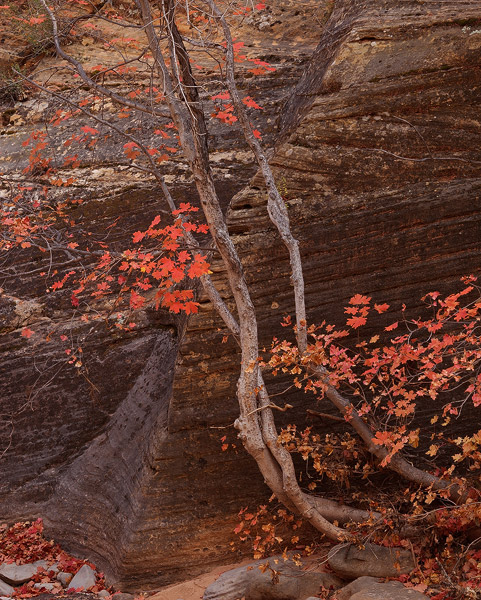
[0,1,480,595]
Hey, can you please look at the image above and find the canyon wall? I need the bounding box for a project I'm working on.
[0,0,480,589]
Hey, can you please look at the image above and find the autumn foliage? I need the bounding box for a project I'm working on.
[0,519,108,597]
[0,0,480,597]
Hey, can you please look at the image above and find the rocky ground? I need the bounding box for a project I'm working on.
[2,520,476,600]
[0,548,435,600]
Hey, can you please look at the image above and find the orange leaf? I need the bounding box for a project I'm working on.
[347,316,367,329]
[188,254,209,278]
[349,293,371,305]
[81,126,98,135]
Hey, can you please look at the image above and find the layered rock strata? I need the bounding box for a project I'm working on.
[0,0,480,590]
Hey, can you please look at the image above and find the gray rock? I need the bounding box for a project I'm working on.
[352,582,427,600]
[97,590,110,598]
[0,580,15,597]
[334,577,429,600]
[0,560,56,585]
[328,544,415,579]
[335,577,381,600]
[45,562,59,575]
[112,593,134,600]
[246,569,342,600]
[57,571,73,587]
[33,582,57,592]
[204,556,343,600]
[69,564,97,591]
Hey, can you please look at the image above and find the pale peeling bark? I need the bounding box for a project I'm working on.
[256,372,354,540]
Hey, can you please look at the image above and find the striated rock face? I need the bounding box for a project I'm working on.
[1,0,481,590]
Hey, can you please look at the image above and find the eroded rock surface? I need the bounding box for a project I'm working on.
[0,0,480,590]
[334,577,428,600]
[203,556,342,600]
[327,544,414,579]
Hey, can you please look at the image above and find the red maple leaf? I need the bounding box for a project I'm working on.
[132,231,145,243]
[129,291,145,310]
[243,96,263,110]
[81,126,98,135]
[170,266,185,282]
[372,431,392,446]
[346,316,367,329]
[188,255,209,278]
[177,250,190,263]
[211,91,230,100]
[183,301,199,315]
[349,293,371,305]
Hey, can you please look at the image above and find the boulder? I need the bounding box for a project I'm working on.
[335,577,381,600]
[334,577,428,600]
[203,556,342,600]
[69,565,97,592]
[57,572,73,587]
[245,570,342,600]
[328,544,414,579]
[0,560,54,585]
[0,580,14,597]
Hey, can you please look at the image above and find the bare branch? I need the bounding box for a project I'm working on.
[203,0,308,354]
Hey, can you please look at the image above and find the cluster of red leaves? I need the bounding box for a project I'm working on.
[72,203,211,316]
[269,277,481,472]
[3,192,211,341]
[234,492,481,598]
[252,277,481,596]
[395,538,481,598]
[0,183,72,253]
[0,519,55,564]
[211,90,263,137]
[0,519,108,598]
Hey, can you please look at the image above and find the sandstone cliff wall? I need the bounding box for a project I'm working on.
[0,0,480,589]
